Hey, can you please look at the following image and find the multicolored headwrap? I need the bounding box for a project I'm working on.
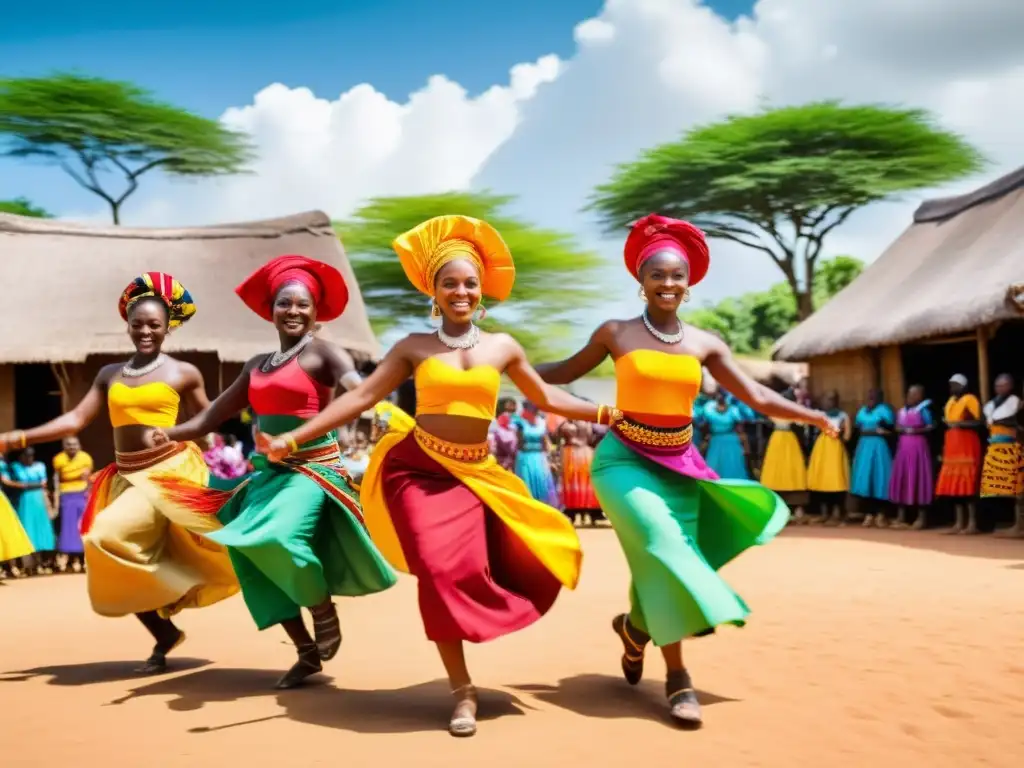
[623,214,710,286]
[118,272,196,329]
[235,254,349,323]
[392,215,515,300]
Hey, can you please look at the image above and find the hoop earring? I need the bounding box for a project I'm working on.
[682,287,691,303]
[475,303,487,322]
[638,287,648,304]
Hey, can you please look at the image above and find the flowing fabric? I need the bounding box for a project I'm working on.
[591,433,788,647]
[808,412,850,493]
[82,443,239,618]
[514,417,558,505]
[150,415,396,630]
[560,442,599,510]
[0,485,34,562]
[850,405,894,500]
[11,462,55,551]
[760,423,807,493]
[935,395,982,497]
[703,404,749,480]
[360,403,581,643]
[889,405,934,505]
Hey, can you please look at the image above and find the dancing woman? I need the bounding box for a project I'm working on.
[535,214,833,726]
[149,255,397,688]
[263,215,605,736]
[0,274,238,672]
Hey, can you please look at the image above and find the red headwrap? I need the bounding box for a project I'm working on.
[623,214,710,286]
[235,254,349,322]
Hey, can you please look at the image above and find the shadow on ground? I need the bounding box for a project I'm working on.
[99,668,532,735]
[782,526,1024,560]
[0,658,211,686]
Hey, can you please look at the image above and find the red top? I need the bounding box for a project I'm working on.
[249,357,333,417]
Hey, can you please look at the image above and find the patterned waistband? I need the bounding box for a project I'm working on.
[115,441,186,473]
[414,427,489,463]
[613,417,693,448]
[282,441,343,466]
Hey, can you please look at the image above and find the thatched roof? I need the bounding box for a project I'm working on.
[0,210,378,364]
[773,166,1024,361]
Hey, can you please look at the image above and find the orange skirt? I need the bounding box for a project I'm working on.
[561,445,599,510]
[935,429,981,497]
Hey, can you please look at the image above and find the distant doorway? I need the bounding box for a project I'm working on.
[13,364,63,469]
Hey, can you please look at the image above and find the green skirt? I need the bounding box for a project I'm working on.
[590,435,788,646]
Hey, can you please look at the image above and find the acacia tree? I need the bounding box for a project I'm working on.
[0,197,52,217]
[0,73,252,224]
[589,102,983,319]
[336,192,605,359]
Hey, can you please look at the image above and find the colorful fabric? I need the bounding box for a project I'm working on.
[591,433,788,646]
[703,404,749,480]
[850,405,895,500]
[514,417,559,505]
[808,411,850,493]
[935,395,983,497]
[57,489,87,553]
[623,214,710,286]
[360,402,580,642]
[392,215,516,301]
[11,461,54,551]
[488,420,518,472]
[889,404,934,506]
[82,443,239,618]
[118,272,196,329]
[53,450,92,493]
[980,439,1024,498]
[203,435,249,480]
[0,486,34,562]
[561,442,599,510]
[760,423,807,493]
[235,254,349,322]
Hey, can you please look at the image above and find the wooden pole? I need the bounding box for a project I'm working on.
[976,325,991,404]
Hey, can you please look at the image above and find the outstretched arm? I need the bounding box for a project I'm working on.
[504,337,602,423]
[534,322,614,385]
[179,363,212,420]
[162,359,259,444]
[0,367,113,451]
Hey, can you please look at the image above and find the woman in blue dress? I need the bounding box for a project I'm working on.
[703,390,750,479]
[10,447,56,574]
[514,401,559,505]
[850,389,895,527]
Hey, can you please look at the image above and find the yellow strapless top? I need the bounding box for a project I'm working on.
[108,381,180,428]
[615,349,702,417]
[414,357,500,420]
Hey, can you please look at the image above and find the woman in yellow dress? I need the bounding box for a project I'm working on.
[0,454,35,578]
[760,390,810,524]
[0,273,238,672]
[263,215,610,737]
[806,391,853,524]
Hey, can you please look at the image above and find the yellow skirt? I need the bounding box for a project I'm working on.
[0,489,34,562]
[760,429,808,492]
[83,442,239,618]
[980,441,1024,498]
[361,403,582,590]
[808,435,851,492]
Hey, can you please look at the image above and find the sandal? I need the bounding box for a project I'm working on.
[136,629,186,675]
[612,613,649,685]
[275,644,323,690]
[448,684,478,737]
[310,602,343,661]
[666,670,702,727]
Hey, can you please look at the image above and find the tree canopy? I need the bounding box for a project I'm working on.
[588,101,983,319]
[0,73,253,224]
[335,192,606,359]
[0,197,52,218]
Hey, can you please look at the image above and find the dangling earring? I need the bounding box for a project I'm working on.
[430,300,441,320]
[682,287,691,303]
[638,287,648,304]
[475,302,487,322]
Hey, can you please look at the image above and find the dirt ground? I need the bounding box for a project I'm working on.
[2,527,1022,768]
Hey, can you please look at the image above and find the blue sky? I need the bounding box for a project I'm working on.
[1,0,754,214]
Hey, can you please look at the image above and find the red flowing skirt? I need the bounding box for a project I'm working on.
[935,429,982,497]
[561,444,599,510]
[379,433,561,643]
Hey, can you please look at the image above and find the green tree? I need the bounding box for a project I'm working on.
[0,73,253,224]
[336,192,605,359]
[0,197,52,218]
[589,101,983,319]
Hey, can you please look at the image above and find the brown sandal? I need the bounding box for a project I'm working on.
[666,670,702,727]
[612,613,649,685]
[136,629,186,675]
[449,684,478,737]
[310,602,342,661]
[275,644,323,689]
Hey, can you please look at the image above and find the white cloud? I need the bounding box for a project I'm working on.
[86,0,1024,311]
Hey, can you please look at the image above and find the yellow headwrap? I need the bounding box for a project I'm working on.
[392,215,516,301]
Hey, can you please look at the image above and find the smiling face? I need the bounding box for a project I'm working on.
[640,250,689,312]
[272,282,317,339]
[127,298,169,356]
[434,258,482,323]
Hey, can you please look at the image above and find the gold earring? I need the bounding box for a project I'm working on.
[682,287,691,302]
[430,300,441,320]
[638,287,648,304]
[476,302,487,321]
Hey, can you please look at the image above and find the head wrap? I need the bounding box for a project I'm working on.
[235,254,349,323]
[392,215,515,301]
[949,373,968,387]
[118,272,196,329]
[623,214,710,286]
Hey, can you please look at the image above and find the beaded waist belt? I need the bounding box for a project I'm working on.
[613,417,693,448]
[115,441,186,473]
[283,442,342,466]
[414,427,489,463]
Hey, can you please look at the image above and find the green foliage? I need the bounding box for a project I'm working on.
[0,197,52,218]
[685,256,865,355]
[0,73,253,223]
[335,192,606,359]
[589,101,984,317]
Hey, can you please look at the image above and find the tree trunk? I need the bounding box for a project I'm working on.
[795,290,814,321]
[111,200,121,225]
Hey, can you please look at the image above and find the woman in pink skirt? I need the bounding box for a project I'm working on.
[888,385,935,529]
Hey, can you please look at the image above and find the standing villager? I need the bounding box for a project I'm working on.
[0,273,239,673]
[888,385,935,529]
[760,405,810,524]
[702,389,749,480]
[979,374,1023,530]
[850,391,895,527]
[9,448,55,573]
[488,397,520,472]
[149,255,397,688]
[559,420,601,526]
[0,455,34,577]
[52,436,93,572]
[535,214,834,726]
[261,215,604,736]
[807,392,852,525]
[935,374,984,534]
[514,401,559,506]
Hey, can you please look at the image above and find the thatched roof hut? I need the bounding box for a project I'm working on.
[772,166,1024,407]
[0,210,378,363]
